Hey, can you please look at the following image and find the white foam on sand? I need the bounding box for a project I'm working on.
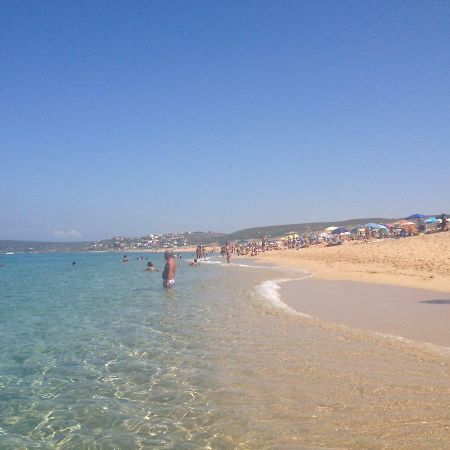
[256,276,450,356]
[256,275,315,317]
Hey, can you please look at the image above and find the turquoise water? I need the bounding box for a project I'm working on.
[0,252,282,449]
[2,252,450,449]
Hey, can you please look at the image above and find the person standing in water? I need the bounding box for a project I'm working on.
[225,241,232,264]
[162,251,176,288]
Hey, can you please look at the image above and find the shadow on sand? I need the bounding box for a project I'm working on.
[419,299,450,305]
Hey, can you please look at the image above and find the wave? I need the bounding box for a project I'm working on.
[256,276,450,357]
[256,275,315,317]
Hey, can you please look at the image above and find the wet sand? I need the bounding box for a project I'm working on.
[282,278,450,348]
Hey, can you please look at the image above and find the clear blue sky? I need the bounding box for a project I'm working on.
[1,1,449,241]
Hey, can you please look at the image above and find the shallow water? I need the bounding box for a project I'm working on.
[1,252,449,449]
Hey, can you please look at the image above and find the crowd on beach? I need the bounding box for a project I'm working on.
[117,213,448,289]
[215,213,449,257]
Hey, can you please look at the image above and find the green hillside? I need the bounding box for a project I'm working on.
[223,217,400,241]
[0,240,90,253]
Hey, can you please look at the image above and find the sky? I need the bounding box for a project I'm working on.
[1,1,449,241]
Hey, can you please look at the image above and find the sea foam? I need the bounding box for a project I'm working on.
[256,275,315,317]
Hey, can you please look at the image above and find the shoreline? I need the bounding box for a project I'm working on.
[277,278,450,348]
[255,232,450,293]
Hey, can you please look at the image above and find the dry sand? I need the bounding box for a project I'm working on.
[257,232,450,293]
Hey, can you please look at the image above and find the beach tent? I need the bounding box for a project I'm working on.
[364,223,387,230]
[324,226,338,232]
[332,226,349,234]
[406,214,427,220]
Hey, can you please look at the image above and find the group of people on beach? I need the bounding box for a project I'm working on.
[207,213,450,258]
[133,213,449,289]
[195,245,206,259]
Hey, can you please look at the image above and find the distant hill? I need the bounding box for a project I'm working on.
[223,217,400,241]
[2,213,446,251]
[0,240,91,253]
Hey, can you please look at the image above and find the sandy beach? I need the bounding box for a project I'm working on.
[253,232,450,349]
[281,279,450,347]
[257,232,450,293]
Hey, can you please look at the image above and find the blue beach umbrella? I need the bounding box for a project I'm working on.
[332,226,349,234]
[425,217,437,223]
[364,223,387,230]
[406,213,427,220]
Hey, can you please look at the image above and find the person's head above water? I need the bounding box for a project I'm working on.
[147,261,154,267]
[164,250,174,260]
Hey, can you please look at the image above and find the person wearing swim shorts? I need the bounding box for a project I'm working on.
[162,250,176,288]
[225,241,232,263]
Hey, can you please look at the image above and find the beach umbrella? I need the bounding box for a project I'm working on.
[324,226,338,232]
[425,217,437,223]
[332,226,349,234]
[406,213,427,220]
[400,222,417,230]
[364,223,387,230]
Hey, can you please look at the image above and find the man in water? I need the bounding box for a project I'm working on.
[225,241,232,263]
[162,251,176,288]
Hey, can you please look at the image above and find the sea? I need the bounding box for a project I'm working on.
[1,252,449,449]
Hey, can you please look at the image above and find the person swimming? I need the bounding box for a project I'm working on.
[145,261,158,271]
[189,258,199,266]
[162,251,176,288]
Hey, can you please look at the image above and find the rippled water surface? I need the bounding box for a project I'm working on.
[1,252,449,449]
